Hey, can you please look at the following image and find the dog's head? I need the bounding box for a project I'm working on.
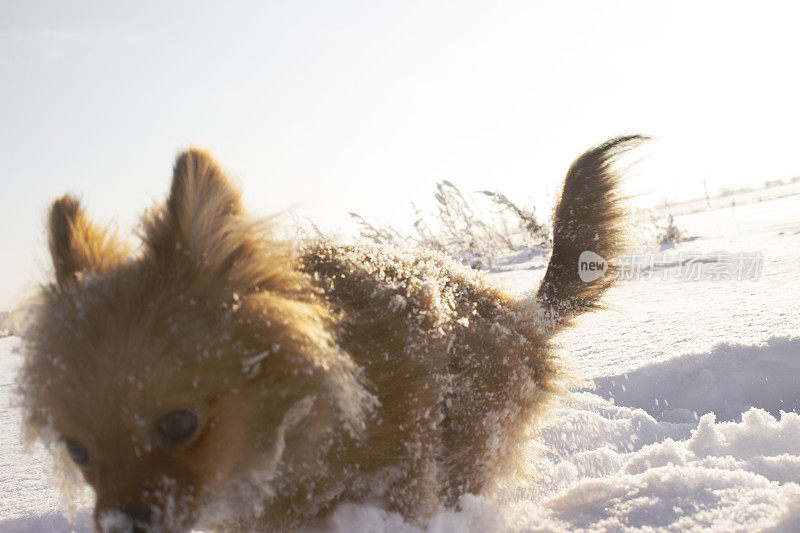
[20,150,371,532]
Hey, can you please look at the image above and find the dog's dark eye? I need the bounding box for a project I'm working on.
[64,439,91,466]
[155,409,198,446]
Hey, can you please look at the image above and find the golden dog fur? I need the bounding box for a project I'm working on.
[20,135,645,532]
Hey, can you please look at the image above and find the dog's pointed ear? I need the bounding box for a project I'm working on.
[48,195,127,287]
[166,149,243,247]
[144,149,248,277]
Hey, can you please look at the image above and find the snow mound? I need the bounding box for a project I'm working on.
[532,394,800,532]
[593,336,800,422]
[317,399,800,532]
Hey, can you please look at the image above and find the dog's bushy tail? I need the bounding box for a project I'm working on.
[536,135,648,327]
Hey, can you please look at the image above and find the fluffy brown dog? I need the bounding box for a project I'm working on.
[20,135,644,532]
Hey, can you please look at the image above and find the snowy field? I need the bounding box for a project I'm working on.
[1,192,799,532]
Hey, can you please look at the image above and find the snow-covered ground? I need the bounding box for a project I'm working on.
[1,192,798,532]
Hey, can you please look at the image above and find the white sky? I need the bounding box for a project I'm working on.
[2,1,800,309]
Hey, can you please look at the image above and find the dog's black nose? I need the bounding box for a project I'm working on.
[122,502,152,530]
